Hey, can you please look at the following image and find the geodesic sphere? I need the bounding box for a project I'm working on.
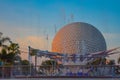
[52,22,106,54]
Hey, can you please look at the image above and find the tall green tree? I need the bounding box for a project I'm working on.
[0,43,21,65]
[7,43,20,55]
[0,32,11,65]
[0,48,8,63]
[39,59,58,75]
[7,42,21,64]
[0,32,21,65]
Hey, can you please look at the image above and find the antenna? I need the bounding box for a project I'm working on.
[43,30,46,50]
[46,34,49,51]
[61,8,66,24]
[71,13,74,22]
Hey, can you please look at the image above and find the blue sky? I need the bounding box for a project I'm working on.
[1,0,120,33]
[0,0,120,60]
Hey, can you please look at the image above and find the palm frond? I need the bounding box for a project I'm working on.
[1,37,10,43]
[0,32,3,37]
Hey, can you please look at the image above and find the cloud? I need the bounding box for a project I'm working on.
[16,36,52,60]
[103,33,120,49]
[0,22,39,39]
[16,36,50,49]
[103,33,120,39]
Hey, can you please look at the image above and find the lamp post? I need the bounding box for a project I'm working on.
[28,46,32,75]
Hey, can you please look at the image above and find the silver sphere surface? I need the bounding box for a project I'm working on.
[52,22,106,55]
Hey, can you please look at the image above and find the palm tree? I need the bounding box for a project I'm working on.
[0,32,10,48]
[0,48,16,65]
[0,32,21,65]
[39,60,58,75]
[7,43,21,64]
[0,32,11,65]
[0,48,8,64]
[0,42,21,65]
[8,43,20,54]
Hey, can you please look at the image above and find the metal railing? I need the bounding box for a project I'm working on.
[0,65,120,78]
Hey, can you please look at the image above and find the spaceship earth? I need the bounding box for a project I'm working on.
[52,22,107,55]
